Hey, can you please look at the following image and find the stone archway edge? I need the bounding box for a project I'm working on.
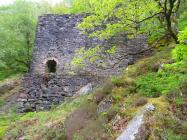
[43,57,59,65]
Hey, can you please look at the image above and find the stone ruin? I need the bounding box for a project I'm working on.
[17,14,149,112]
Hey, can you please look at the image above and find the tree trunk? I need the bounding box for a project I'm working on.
[165,13,178,43]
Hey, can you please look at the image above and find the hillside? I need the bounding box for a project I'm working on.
[0,0,187,140]
[0,35,187,139]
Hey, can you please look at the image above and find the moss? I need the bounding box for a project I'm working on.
[111,87,126,102]
[146,96,186,139]
[148,96,169,112]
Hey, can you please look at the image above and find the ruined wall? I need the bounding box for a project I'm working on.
[18,73,100,112]
[17,14,150,112]
[30,14,103,74]
[30,14,149,76]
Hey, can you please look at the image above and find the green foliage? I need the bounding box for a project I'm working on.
[71,46,102,67]
[178,27,187,44]
[77,0,161,39]
[178,1,187,31]
[0,112,20,139]
[70,0,93,14]
[172,44,187,61]
[106,46,116,55]
[175,96,184,107]
[0,0,51,80]
[111,76,124,87]
[166,130,186,140]
[137,27,187,97]
[136,72,186,97]
[71,45,117,69]
[172,27,187,61]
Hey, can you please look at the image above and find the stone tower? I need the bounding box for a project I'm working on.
[17,14,149,112]
[31,14,92,74]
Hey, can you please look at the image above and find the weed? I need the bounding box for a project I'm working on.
[111,76,124,87]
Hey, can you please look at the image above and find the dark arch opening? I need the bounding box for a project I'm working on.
[46,60,57,73]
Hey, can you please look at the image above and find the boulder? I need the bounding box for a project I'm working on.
[97,96,112,113]
[76,83,92,96]
[116,104,155,140]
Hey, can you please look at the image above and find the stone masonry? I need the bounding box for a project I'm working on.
[17,14,149,112]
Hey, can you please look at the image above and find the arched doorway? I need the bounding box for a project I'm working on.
[46,60,57,73]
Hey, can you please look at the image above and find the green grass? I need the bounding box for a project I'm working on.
[0,70,24,81]
[0,112,21,138]
[0,99,4,107]
[166,130,187,140]
[1,95,91,140]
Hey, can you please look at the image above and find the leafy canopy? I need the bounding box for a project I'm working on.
[77,0,161,39]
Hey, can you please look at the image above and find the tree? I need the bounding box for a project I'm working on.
[0,0,51,79]
[68,0,187,69]
[156,0,181,42]
[71,0,184,43]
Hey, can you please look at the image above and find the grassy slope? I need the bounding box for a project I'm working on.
[0,40,187,140]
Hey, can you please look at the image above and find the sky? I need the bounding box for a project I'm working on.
[0,0,63,6]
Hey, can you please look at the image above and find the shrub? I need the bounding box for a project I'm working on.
[136,72,185,97]
[0,99,4,107]
[180,81,187,95]
[111,76,124,87]
[172,27,187,62]
[93,80,114,104]
[125,46,172,78]
[175,97,184,107]
[178,27,187,44]
[111,87,126,102]
[64,102,97,140]
[172,44,187,62]
[93,90,106,104]
[64,100,113,140]
[44,123,66,140]
[73,117,111,140]
[101,80,114,95]
[166,130,186,140]
[122,77,136,87]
